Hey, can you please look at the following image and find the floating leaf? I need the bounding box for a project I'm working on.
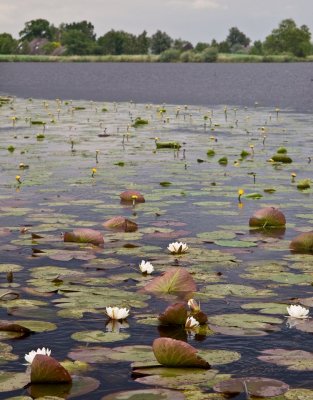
[71,330,130,343]
[31,354,72,383]
[144,268,196,296]
[119,190,145,203]
[103,216,138,232]
[152,337,210,368]
[158,303,188,325]
[102,388,186,400]
[63,228,104,245]
[0,371,29,392]
[258,349,313,370]
[290,231,313,252]
[249,207,286,227]
[213,377,289,397]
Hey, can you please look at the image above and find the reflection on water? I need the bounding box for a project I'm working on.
[1,62,313,111]
[0,95,313,398]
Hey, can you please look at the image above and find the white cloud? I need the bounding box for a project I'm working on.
[168,0,226,10]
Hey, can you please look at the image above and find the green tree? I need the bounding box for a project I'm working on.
[194,42,210,52]
[97,30,138,55]
[60,21,96,41]
[249,40,263,55]
[263,19,312,57]
[226,27,251,49]
[173,39,193,52]
[19,19,55,41]
[60,21,96,55]
[150,30,173,54]
[0,33,17,54]
[62,30,95,55]
[135,30,150,54]
[218,40,230,53]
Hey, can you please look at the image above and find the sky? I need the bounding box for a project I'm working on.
[1,0,313,44]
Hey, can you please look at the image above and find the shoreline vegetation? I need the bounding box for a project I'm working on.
[1,53,313,63]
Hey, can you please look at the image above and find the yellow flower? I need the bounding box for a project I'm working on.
[15,175,22,183]
[91,168,97,177]
[238,189,244,196]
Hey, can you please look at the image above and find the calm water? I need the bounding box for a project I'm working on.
[1,62,313,111]
[1,65,313,399]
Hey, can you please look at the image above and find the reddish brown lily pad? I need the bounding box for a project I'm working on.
[119,190,145,203]
[31,354,72,383]
[103,216,138,232]
[249,207,286,228]
[152,337,210,369]
[63,228,104,246]
[213,377,289,397]
[290,231,313,252]
[158,303,188,325]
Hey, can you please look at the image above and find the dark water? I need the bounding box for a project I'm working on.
[1,62,313,111]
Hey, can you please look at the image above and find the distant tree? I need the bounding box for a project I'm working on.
[173,39,193,52]
[263,19,312,57]
[226,27,251,49]
[97,30,138,55]
[218,40,230,53]
[62,30,95,55]
[249,40,263,55]
[194,42,210,52]
[19,19,55,41]
[60,21,96,42]
[0,33,17,54]
[135,30,150,54]
[60,21,96,55]
[150,30,173,54]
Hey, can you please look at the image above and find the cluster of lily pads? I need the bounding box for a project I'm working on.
[0,95,313,399]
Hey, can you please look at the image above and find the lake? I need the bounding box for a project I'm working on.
[1,62,313,111]
[0,64,313,399]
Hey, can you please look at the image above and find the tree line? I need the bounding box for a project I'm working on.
[0,18,312,60]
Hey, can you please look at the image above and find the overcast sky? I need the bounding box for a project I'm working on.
[1,0,313,44]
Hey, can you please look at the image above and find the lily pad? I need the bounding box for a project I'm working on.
[152,337,210,368]
[71,330,130,343]
[258,349,313,370]
[213,377,289,397]
[63,228,104,246]
[31,354,72,383]
[101,388,186,400]
[144,268,196,296]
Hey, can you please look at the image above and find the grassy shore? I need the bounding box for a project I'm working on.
[0,53,312,62]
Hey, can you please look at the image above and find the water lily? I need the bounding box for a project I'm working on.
[25,347,51,364]
[238,188,244,202]
[185,316,200,329]
[139,260,154,274]
[105,306,129,320]
[15,175,22,184]
[188,298,201,312]
[91,168,97,177]
[167,242,188,254]
[286,304,309,319]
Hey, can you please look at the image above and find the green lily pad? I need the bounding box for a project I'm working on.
[258,349,313,370]
[101,388,186,400]
[71,330,130,343]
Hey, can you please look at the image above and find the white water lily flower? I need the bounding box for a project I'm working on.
[187,298,200,312]
[167,242,188,254]
[185,316,200,329]
[105,306,129,320]
[139,260,154,274]
[286,304,309,319]
[25,347,51,364]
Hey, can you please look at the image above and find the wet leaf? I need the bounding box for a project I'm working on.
[63,228,104,246]
[213,377,289,397]
[144,268,196,295]
[152,337,210,368]
[31,354,72,383]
